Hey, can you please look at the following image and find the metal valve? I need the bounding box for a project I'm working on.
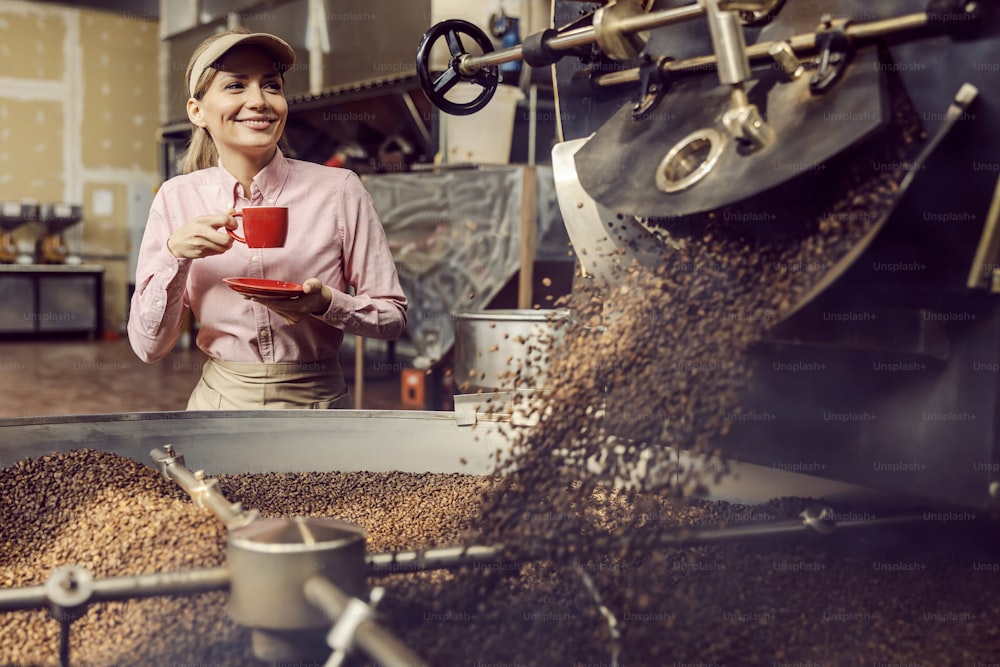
[44,565,94,622]
[414,1,706,116]
[722,90,775,151]
[415,20,499,116]
[705,0,775,152]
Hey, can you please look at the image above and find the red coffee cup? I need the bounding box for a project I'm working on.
[228,207,288,248]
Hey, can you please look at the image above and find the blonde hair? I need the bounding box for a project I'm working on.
[180,28,292,174]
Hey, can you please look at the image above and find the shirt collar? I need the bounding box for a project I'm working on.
[215,148,291,206]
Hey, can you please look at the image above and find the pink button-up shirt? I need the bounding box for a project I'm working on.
[127,150,407,364]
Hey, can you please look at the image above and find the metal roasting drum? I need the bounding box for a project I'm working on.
[0,412,901,666]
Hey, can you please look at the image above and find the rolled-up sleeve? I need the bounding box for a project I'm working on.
[314,172,407,340]
[127,194,192,362]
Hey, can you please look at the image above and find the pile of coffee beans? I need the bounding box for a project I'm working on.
[0,450,503,666]
[2,450,999,666]
[0,449,239,666]
[368,496,1000,667]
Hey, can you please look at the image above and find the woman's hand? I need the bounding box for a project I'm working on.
[248,278,333,325]
[167,210,237,259]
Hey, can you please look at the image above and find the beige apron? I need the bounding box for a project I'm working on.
[186,357,350,410]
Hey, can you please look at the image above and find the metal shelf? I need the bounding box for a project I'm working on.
[0,265,105,339]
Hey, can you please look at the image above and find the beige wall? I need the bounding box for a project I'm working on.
[427,0,550,72]
[79,11,159,173]
[430,0,550,38]
[0,0,161,333]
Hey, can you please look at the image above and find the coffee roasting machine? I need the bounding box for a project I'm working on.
[2,1,1000,664]
[416,0,1000,511]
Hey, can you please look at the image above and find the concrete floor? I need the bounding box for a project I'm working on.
[0,336,416,419]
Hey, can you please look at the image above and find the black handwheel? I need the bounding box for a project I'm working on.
[416,19,499,116]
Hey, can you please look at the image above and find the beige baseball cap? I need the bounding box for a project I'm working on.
[188,32,296,98]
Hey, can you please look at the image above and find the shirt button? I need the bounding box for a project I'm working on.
[251,255,260,263]
[260,329,269,338]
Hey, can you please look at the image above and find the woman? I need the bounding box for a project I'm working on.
[128,29,407,409]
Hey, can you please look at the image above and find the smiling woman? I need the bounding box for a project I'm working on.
[126,29,408,411]
[182,30,294,178]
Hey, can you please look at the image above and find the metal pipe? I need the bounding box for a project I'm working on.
[459,3,707,74]
[0,584,46,611]
[401,91,434,159]
[614,2,706,36]
[150,446,258,529]
[366,543,512,575]
[459,43,525,74]
[546,24,606,51]
[303,576,428,667]
[705,0,751,85]
[528,83,538,167]
[847,13,930,40]
[458,6,930,80]
[967,172,1000,289]
[655,519,815,546]
[594,12,931,87]
[730,86,750,108]
[58,619,71,667]
[89,567,231,602]
[368,510,928,576]
[0,567,231,612]
[653,510,927,547]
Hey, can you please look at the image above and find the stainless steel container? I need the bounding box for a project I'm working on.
[0,411,902,513]
[452,309,570,392]
[227,516,368,661]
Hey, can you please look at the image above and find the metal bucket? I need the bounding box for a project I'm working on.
[452,309,570,392]
[227,516,369,661]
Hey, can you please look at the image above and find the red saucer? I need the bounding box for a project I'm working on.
[223,277,304,298]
